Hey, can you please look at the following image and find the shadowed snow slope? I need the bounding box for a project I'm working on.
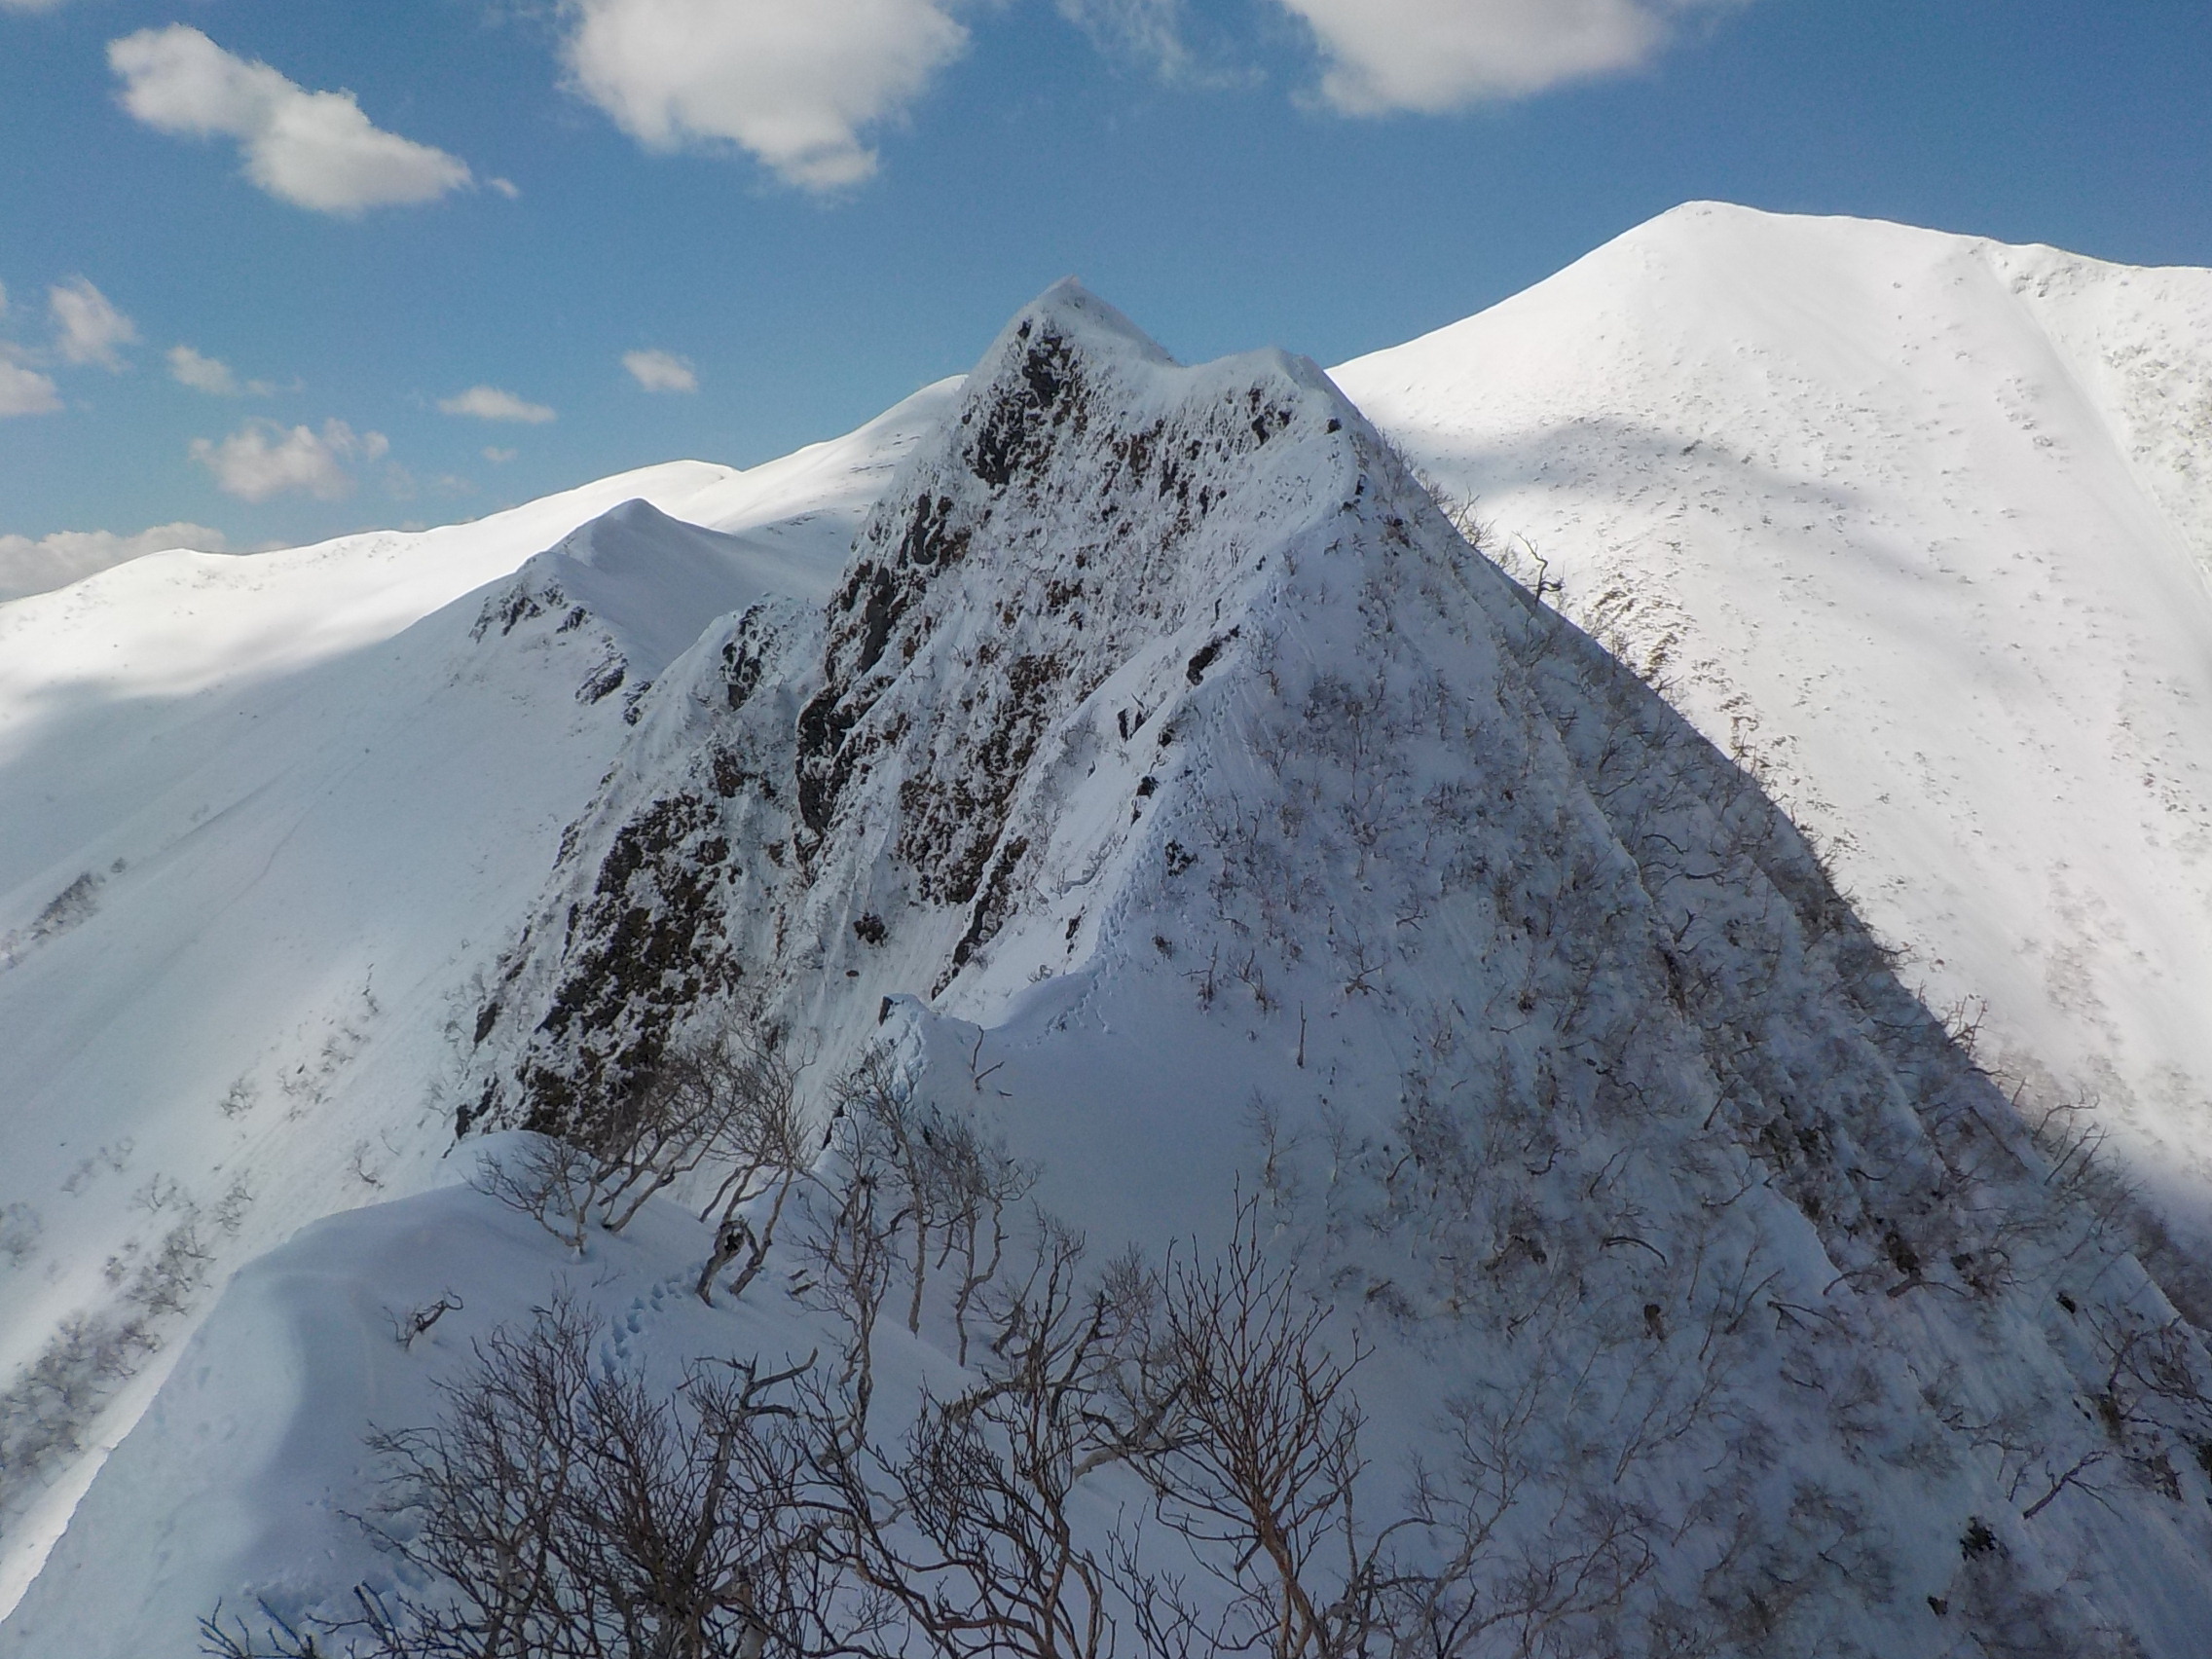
[1336,203,2212,1259]
[0,379,955,1609]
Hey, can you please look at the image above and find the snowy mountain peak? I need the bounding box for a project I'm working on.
[467,279,1375,1134]
[11,227,2212,1657]
[983,275,1180,369]
[480,496,824,698]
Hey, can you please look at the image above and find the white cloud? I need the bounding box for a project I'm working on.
[109,25,473,214]
[562,0,969,192]
[0,523,231,604]
[489,176,521,200]
[50,276,138,370]
[1271,0,1744,113]
[482,446,518,464]
[167,343,241,395]
[438,385,556,423]
[0,353,60,418]
[1057,0,1192,78]
[190,418,387,501]
[622,348,697,393]
[0,0,73,14]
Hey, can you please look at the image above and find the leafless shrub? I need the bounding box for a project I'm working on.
[203,1297,873,1659]
[827,1048,1037,1362]
[1109,1200,1403,1659]
[792,1140,902,1440]
[472,1135,599,1257]
[599,1022,808,1235]
[0,1202,41,1269]
[0,1309,160,1516]
[388,1292,464,1352]
[124,1218,214,1318]
[802,1219,1133,1659]
[691,1030,814,1307]
[480,1020,815,1261]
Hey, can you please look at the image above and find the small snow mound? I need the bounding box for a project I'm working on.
[504,498,831,686]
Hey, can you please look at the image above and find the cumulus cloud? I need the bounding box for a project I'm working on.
[109,26,473,214]
[50,276,138,369]
[622,348,697,393]
[562,0,969,191]
[0,354,61,418]
[0,523,231,604]
[190,418,387,501]
[1271,0,1744,113]
[438,385,556,423]
[167,343,241,395]
[482,446,517,464]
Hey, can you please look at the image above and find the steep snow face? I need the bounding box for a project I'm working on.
[1334,203,2212,1254]
[469,282,1358,1127]
[0,382,955,1607]
[452,283,2212,1653]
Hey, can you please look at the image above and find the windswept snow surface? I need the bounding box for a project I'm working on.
[1335,203,2212,1254]
[0,380,956,1609]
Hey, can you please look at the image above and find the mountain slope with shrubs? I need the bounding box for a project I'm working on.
[4,214,2211,1655]
[14,277,2207,1658]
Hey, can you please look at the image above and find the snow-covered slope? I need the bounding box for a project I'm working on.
[1335,203,2212,1257]
[9,224,2212,1657]
[0,380,956,1606]
[213,280,2203,1655]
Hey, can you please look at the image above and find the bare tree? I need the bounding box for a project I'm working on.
[203,1297,878,1659]
[801,1219,1132,1659]
[690,1030,814,1306]
[793,1137,903,1441]
[477,1020,812,1269]
[1111,1201,1399,1659]
[819,1048,1035,1361]
[472,1135,599,1257]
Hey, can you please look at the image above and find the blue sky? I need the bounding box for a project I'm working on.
[2,0,2209,576]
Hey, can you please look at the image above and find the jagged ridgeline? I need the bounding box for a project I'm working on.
[465,282,2212,1651]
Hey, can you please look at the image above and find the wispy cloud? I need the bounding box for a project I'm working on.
[0,523,232,603]
[109,26,474,214]
[622,349,697,393]
[50,277,137,370]
[1057,0,1194,79]
[438,385,556,423]
[563,0,968,192]
[190,418,387,501]
[1270,0,1749,113]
